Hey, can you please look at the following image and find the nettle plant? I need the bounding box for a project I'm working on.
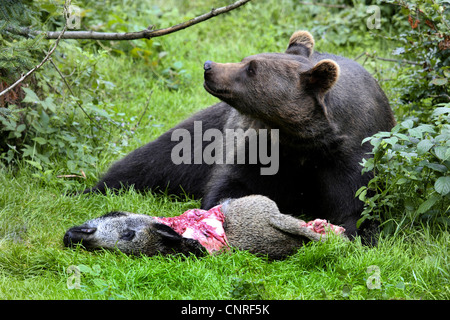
[357,106,450,233]
[0,46,132,183]
[382,0,450,119]
[356,0,450,234]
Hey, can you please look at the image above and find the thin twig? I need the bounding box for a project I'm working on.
[0,1,70,98]
[43,0,251,40]
[57,169,87,179]
[353,52,366,61]
[430,94,450,101]
[298,1,348,9]
[49,58,111,135]
[354,51,422,65]
[374,56,422,65]
[136,90,153,129]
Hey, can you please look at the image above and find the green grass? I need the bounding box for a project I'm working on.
[0,0,449,300]
[0,171,449,300]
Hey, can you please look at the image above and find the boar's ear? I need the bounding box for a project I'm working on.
[301,59,340,94]
[152,223,182,242]
[286,30,314,57]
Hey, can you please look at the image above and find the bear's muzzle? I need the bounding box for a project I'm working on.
[204,60,213,71]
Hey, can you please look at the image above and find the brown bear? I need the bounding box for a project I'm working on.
[82,30,395,243]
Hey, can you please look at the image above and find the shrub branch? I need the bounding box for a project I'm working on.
[0,1,71,98]
[0,24,67,99]
[354,51,422,66]
[43,0,251,40]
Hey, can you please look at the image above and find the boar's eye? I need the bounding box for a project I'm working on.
[120,230,136,241]
[246,60,257,77]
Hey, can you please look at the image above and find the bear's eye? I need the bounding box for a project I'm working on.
[246,60,257,76]
[120,230,136,241]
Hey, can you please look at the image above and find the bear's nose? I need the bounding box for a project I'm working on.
[204,60,213,71]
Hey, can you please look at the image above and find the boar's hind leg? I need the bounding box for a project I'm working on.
[268,213,325,242]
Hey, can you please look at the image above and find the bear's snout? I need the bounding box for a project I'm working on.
[204,60,213,71]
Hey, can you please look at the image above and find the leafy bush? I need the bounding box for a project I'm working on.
[357,105,450,233]
[0,0,189,184]
[381,0,450,120]
[0,43,132,183]
[357,0,450,233]
[0,0,47,77]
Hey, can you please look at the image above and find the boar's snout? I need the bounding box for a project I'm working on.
[63,226,97,247]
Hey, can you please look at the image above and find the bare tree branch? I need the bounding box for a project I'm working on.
[0,0,251,98]
[44,0,251,40]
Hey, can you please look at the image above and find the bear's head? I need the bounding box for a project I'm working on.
[63,211,205,256]
[203,30,340,141]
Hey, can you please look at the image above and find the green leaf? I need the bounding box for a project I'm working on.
[358,189,367,201]
[22,88,41,104]
[394,133,410,141]
[33,137,47,145]
[435,176,450,196]
[25,160,42,170]
[369,137,382,148]
[425,162,448,173]
[16,124,26,133]
[39,110,50,127]
[432,107,450,117]
[417,139,434,154]
[335,266,348,276]
[416,193,441,214]
[395,282,405,290]
[430,78,448,86]
[92,264,102,276]
[21,145,35,158]
[444,69,450,78]
[130,47,143,58]
[77,264,93,274]
[401,119,414,129]
[384,137,398,146]
[173,61,183,70]
[396,178,408,185]
[434,146,450,161]
[356,216,367,229]
[40,3,58,14]
[42,97,57,113]
[361,136,372,145]
[404,198,416,212]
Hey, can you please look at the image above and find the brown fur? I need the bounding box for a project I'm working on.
[287,30,315,57]
[82,30,396,244]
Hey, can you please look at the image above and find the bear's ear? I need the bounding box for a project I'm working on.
[286,30,315,57]
[301,59,340,94]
